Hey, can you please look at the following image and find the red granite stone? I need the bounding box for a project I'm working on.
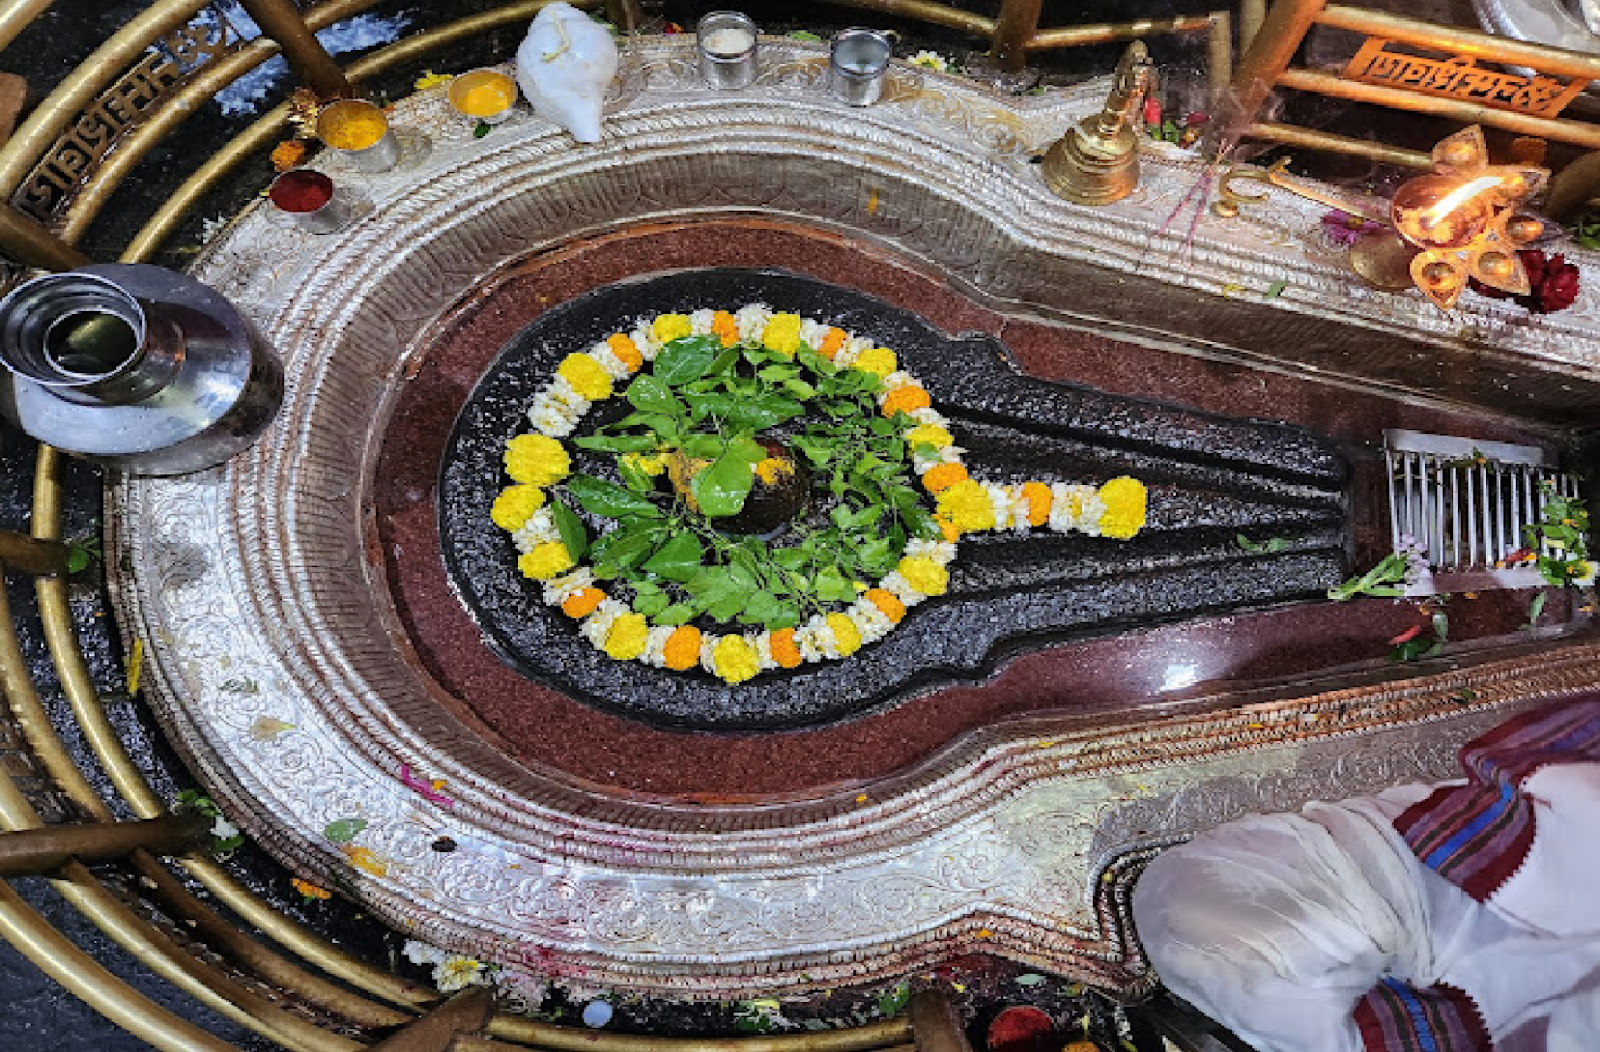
[369,218,1575,799]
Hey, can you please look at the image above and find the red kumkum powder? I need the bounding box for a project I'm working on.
[269,170,334,213]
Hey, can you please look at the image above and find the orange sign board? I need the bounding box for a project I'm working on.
[1343,36,1588,119]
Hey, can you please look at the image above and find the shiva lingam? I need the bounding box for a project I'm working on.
[0,264,282,475]
[1041,40,1154,206]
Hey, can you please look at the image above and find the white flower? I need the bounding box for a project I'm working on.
[689,308,717,335]
[210,815,239,841]
[735,303,773,343]
[1574,560,1598,587]
[403,939,448,966]
[909,50,949,73]
[432,955,488,992]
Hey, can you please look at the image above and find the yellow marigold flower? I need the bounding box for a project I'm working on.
[518,541,573,580]
[1097,476,1147,540]
[712,635,759,685]
[818,327,848,359]
[907,424,954,449]
[769,628,803,668]
[558,353,613,401]
[935,479,995,533]
[898,556,949,596]
[270,139,310,173]
[602,612,649,660]
[827,613,862,656]
[711,310,739,346]
[504,434,570,486]
[1022,482,1052,527]
[606,333,643,371]
[852,347,898,376]
[292,877,332,900]
[921,462,969,494]
[340,843,388,877]
[490,484,545,531]
[662,626,702,671]
[651,313,692,345]
[865,588,906,623]
[754,457,794,485]
[561,587,604,618]
[413,69,454,91]
[762,313,804,355]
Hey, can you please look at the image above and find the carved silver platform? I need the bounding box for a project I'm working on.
[107,39,1600,999]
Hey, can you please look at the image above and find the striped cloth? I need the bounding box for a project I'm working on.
[1394,694,1600,901]
[1349,695,1600,1052]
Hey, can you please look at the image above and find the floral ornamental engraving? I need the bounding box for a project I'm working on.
[1342,36,1588,119]
[13,14,237,225]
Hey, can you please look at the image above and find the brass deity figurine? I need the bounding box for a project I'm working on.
[1042,40,1154,206]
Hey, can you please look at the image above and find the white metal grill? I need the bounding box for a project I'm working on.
[1384,429,1579,595]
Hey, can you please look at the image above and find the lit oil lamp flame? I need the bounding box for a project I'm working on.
[1419,175,1503,228]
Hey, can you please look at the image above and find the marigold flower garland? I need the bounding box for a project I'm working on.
[492,305,1148,685]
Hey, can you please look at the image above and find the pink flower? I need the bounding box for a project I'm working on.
[1320,210,1379,247]
[399,764,455,807]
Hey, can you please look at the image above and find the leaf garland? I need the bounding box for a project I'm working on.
[557,335,938,632]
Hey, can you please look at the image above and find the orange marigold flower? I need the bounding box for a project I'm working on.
[769,628,803,669]
[662,626,702,671]
[1022,482,1052,527]
[881,386,932,417]
[561,587,605,618]
[938,517,961,543]
[818,327,848,359]
[340,843,388,877]
[711,310,739,346]
[270,139,310,172]
[606,333,643,372]
[921,462,968,493]
[865,588,906,623]
[292,877,332,900]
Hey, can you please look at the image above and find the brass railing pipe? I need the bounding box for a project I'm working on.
[0,813,206,875]
[0,202,90,269]
[487,1015,914,1052]
[907,992,969,1052]
[1248,120,1431,168]
[370,988,494,1052]
[991,0,1043,71]
[121,0,599,263]
[0,0,58,54]
[0,880,238,1052]
[1029,13,1213,49]
[1207,10,1233,93]
[812,0,995,37]
[60,0,390,246]
[235,0,352,97]
[0,0,213,198]
[1278,66,1600,149]
[1318,4,1600,83]
[1239,0,1267,51]
[0,529,70,577]
[1225,0,1329,141]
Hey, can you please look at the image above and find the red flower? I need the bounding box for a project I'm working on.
[1531,252,1580,313]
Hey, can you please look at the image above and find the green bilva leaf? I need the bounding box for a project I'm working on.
[573,433,658,453]
[626,373,684,416]
[633,590,670,616]
[652,603,696,626]
[813,566,857,603]
[692,456,755,518]
[324,818,367,843]
[592,529,658,571]
[642,532,704,582]
[654,335,721,386]
[727,434,767,463]
[682,433,727,460]
[567,475,662,519]
[66,547,91,574]
[550,500,588,562]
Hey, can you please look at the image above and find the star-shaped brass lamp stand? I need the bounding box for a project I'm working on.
[1389,126,1548,310]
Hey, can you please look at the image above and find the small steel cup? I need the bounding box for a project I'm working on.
[268,170,355,235]
[316,99,401,172]
[697,11,759,89]
[830,28,893,107]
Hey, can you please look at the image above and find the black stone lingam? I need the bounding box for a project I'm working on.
[440,269,1350,731]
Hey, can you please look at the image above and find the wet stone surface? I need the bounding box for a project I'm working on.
[440,269,1350,730]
